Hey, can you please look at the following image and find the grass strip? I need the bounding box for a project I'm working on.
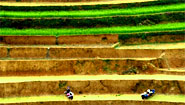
[0,22,184,36]
[0,3,185,18]
[0,94,185,104]
[1,12,184,28]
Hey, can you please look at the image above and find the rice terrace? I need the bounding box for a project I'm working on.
[0,0,185,105]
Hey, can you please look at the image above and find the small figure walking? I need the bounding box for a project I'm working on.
[64,86,71,94]
[67,91,74,100]
[141,89,155,99]
[64,86,74,100]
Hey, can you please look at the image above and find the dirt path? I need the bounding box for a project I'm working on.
[0,57,158,60]
[0,0,156,6]
[158,68,185,75]
[159,68,185,72]
[118,42,185,49]
[0,75,185,83]
[0,94,184,104]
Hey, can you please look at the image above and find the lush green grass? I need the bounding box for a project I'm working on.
[1,12,184,28]
[0,3,185,18]
[0,22,184,36]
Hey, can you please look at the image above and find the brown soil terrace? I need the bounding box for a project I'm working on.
[0,75,184,98]
[0,42,184,69]
[0,42,184,59]
[0,0,156,6]
[0,34,184,45]
[0,47,7,58]
[0,58,163,76]
[120,34,185,45]
[0,35,118,45]
[0,47,184,58]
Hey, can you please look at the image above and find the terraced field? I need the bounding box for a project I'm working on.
[0,0,185,105]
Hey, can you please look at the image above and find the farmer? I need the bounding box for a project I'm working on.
[64,86,74,100]
[64,86,71,94]
[141,92,149,99]
[147,89,155,96]
[141,89,155,99]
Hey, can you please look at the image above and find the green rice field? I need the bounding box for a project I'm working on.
[1,3,184,18]
[0,22,184,36]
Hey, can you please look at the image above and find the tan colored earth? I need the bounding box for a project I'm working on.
[0,0,156,6]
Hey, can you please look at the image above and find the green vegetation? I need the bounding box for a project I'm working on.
[58,81,67,89]
[103,59,111,64]
[1,0,184,11]
[0,22,184,36]
[1,3,184,18]
[122,67,137,75]
[119,30,185,41]
[1,12,184,28]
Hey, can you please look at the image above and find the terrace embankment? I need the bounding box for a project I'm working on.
[0,42,184,68]
[0,35,118,45]
[0,58,162,76]
[0,94,185,105]
[0,75,184,98]
[49,48,185,69]
[158,69,185,75]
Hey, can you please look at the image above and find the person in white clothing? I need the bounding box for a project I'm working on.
[67,91,74,100]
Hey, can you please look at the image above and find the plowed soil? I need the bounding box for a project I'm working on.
[0,58,162,76]
[0,36,56,45]
[0,75,184,97]
[0,35,118,45]
[120,35,185,45]
[9,47,48,58]
[58,34,118,45]
[0,47,7,58]
[0,34,183,45]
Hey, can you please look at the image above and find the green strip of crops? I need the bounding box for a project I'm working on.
[0,22,184,36]
[0,3,185,18]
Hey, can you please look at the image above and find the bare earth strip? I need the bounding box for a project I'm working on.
[0,94,184,104]
[0,75,185,83]
[117,42,185,49]
[1,42,185,49]
[0,0,156,6]
[158,68,185,75]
